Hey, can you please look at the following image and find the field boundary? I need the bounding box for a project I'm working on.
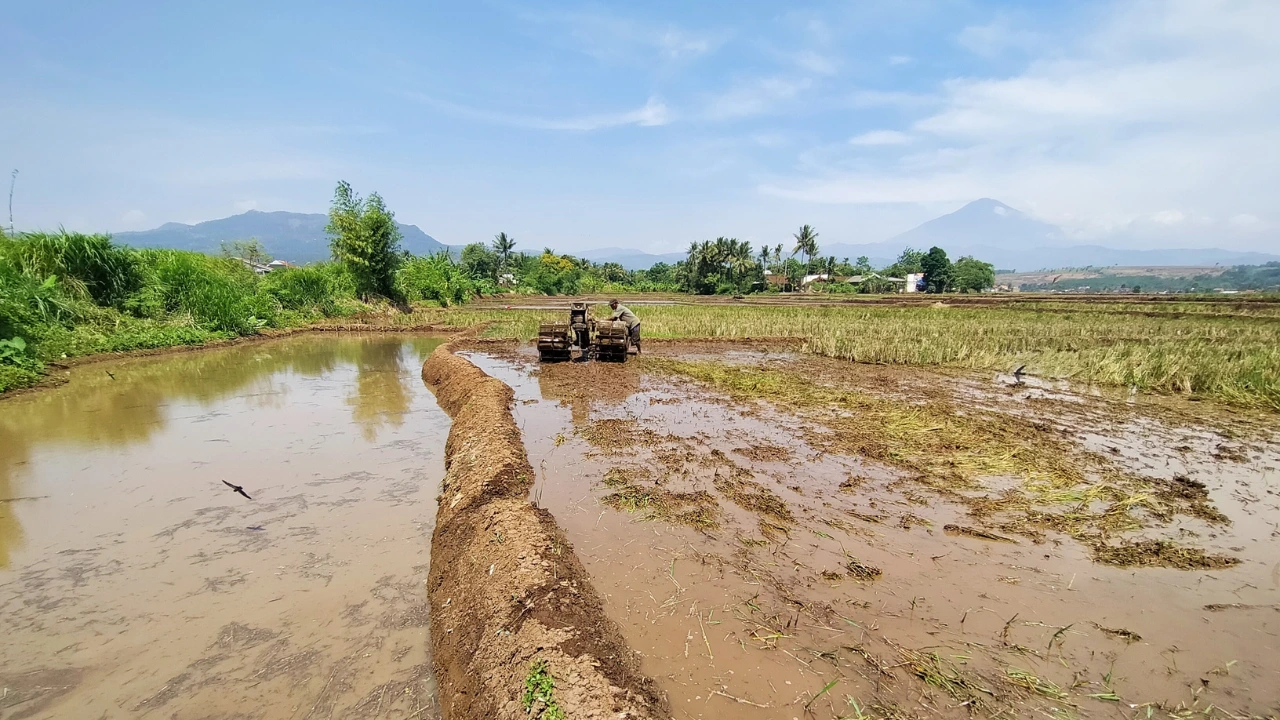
[421,336,669,720]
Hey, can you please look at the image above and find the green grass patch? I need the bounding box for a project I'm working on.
[522,659,566,720]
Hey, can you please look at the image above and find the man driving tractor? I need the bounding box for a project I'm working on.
[608,299,640,354]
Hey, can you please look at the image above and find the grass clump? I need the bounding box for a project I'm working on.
[1005,667,1068,700]
[601,467,720,531]
[522,659,566,720]
[897,647,994,710]
[1089,539,1240,570]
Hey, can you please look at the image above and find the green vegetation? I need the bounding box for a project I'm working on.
[414,299,1280,408]
[0,228,367,393]
[522,659,566,720]
[326,180,403,300]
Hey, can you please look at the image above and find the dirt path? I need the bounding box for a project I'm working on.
[462,343,1280,720]
[420,339,669,720]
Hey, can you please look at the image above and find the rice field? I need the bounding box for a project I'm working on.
[413,298,1280,409]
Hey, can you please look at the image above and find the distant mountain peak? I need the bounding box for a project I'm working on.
[114,210,455,263]
[957,198,1021,217]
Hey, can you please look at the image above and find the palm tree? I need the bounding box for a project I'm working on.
[758,245,770,273]
[774,244,784,267]
[492,232,516,273]
[792,225,819,268]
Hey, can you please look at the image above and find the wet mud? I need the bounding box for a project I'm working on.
[420,339,668,720]
[1,334,451,719]
[465,343,1280,720]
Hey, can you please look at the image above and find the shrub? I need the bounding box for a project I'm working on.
[134,249,259,333]
[395,253,474,306]
[0,230,143,306]
[261,266,338,314]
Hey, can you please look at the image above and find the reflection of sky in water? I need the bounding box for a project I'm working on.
[0,334,445,569]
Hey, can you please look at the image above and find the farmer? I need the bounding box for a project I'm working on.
[608,299,641,354]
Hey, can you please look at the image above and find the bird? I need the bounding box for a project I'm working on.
[1012,364,1027,386]
[222,480,253,500]
[105,370,115,380]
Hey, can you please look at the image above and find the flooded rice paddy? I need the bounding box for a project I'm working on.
[464,344,1280,720]
[0,334,450,720]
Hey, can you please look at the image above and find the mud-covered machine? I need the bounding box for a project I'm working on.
[537,302,630,362]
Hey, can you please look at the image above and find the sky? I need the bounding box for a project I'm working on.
[3,0,1278,254]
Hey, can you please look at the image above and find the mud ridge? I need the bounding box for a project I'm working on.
[421,339,669,720]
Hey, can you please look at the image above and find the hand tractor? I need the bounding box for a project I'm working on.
[537,302,630,362]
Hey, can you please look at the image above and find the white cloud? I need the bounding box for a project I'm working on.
[1229,213,1266,230]
[956,16,1042,58]
[1150,210,1186,225]
[762,0,1280,248]
[701,77,812,120]
[790,50,838,75]
[850,130,913,146]
[406,92,670,131]
[530,10,729,66]
[888,55,913,66]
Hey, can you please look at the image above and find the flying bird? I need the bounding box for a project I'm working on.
[105,370,115,380]
[1012,365,1027,386]
[222,480,253,500]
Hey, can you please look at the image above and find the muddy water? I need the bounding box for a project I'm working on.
[0,334,449,720]
[466,348,1280,720]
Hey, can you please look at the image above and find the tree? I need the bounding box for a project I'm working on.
[792,225,819,267]
[460,242,498,281]
[220,238,272,266]
[920,246,953,293]
[951,256,996,293]
[887,247,924,277]
[854,256,873,273]
[326,181,403,299]
[492,232,516,272]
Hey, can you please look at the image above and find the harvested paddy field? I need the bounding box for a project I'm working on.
[457,338,1280,720]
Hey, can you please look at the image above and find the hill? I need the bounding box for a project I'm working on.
[113,210,457,263]
[820,199,1280,271]
[577,247,686,270]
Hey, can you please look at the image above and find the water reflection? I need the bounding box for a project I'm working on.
[0,333,445,568]
[347,340,413,442]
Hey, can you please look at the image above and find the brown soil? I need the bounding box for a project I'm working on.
[420,338,668,720]
[461,349,1280,720]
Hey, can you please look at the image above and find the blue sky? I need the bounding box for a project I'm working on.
[4,0,1277,253]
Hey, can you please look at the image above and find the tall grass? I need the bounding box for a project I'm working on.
[0,231,359,393]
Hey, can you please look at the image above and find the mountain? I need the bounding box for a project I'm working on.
[577,247,686,270]
[820,199,1280,271]
[113,210,458,263]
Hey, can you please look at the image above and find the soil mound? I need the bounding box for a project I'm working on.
[422,340,669,720]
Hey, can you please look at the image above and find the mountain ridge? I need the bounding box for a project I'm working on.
[111,202,1279,271]
[113,210,458,263]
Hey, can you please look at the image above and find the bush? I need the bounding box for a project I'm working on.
[261,265,338,314]
[0,230,143,306]
[395,253,474,306]
[134,249,260,333]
